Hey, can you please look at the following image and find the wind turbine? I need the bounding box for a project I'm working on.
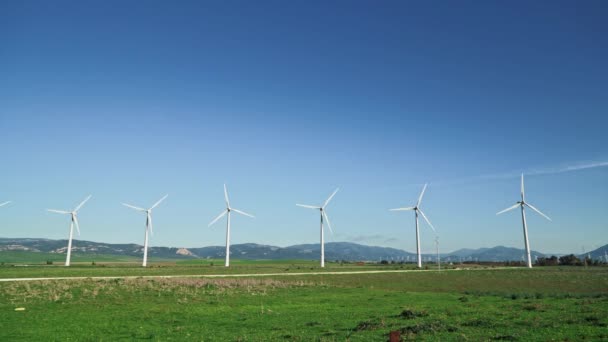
[122,194,168,267]
[435,236,440,271]
[497,174,551,268]
[47,195,92,266]
[208,184,254,267]
[296,188,339,268]
[390,184,436,268]
[0,201,11,208]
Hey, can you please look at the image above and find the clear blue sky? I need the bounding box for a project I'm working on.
[1,1,606,254]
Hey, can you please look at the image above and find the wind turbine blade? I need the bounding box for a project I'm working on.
[73,215,81,236]
[417,183,428,207]
[296,204,321,209]
[496,203,520,215]
[520,173,525,201]
[418,209,436,233]
[232,208,255,218]
[122,203,146,211]
[150,194,168,210]
[224,184,230,208]
[47,209,70,214]
[389,207,415,211]
[74,195,92,212]
[0,201,11,208]
[322,211,334,235]
[323,188,339,208]
[148,212,154,236]
[208,210,227,227]
[525,203,552,221]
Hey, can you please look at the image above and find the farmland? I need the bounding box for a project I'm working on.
[1,263,607,341]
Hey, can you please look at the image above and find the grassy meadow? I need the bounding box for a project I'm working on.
[0,258,424,278]
[1,262,607,341]
[0,250,142,264]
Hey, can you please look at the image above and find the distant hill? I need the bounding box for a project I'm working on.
[170,242,417,261]
[446,248,490,258]
[0,238,603,262]
[580,244,608,260]
[467,246,545,262]
[0,238,194,260]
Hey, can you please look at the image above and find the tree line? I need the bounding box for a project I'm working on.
[536,254,605,266]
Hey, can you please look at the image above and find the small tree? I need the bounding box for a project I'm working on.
[536,256,558,266]
[559,254,581,266]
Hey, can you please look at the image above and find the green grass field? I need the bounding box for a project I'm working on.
[0,258,424,278]
[1,262,607,341]
[0,250,142,263]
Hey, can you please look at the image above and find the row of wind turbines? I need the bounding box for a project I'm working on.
[0,174,551,269]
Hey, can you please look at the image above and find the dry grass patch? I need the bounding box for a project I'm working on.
[0,277,321,305]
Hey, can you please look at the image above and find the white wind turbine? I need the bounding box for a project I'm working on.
[390,184,436,268]
[435,236,440,271]
[122,194,168,267]
[296,188,339,268]
[497,174,551,268]
[47,195,92,267]
[0,201,11,209]
[208,184,254,267]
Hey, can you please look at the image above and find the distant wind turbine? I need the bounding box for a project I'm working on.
[497,174,551,268]
[122,194,168,267]
[47,195,92,266]
[0,201,11,208]
[390,184,436,268]
[297,188,339,268]
[208,184,254,267]
[435,236,440,271]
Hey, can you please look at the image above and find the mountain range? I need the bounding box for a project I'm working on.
[1,238,606,262]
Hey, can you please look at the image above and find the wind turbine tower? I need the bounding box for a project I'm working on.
[297,188,339,268]
[209,185,254,267]
[497,174,551,268]
[47,195,92,266]
[435,236,440,271]
[390,184,436,268]
[123,194,168,267]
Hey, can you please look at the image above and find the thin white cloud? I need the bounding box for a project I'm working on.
[435,160,608,186]
[527,161,608,176]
